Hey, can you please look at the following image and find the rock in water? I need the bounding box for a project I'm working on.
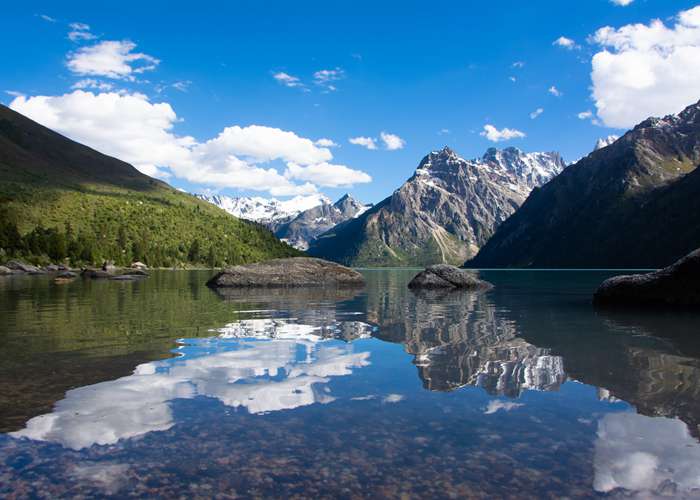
[206,257,365,288]
[593,249,700,307]
[408,265,493,290]
[4,260,43,274]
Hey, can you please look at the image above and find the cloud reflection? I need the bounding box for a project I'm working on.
[11,320,372,450]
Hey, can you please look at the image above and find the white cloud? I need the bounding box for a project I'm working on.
[172,80,191,92]
[530,108,544,119]
[438,128,450,135]
[509,76,517,82]
[71,79,114,91]
[480,124,526,142]
[39,14,56,23]
[484,400,524,414]
[285,162,372,187]
[5,90,25,98]
[512,61,525,68]
[578,110,594,120]
[553,36,578,49]
[548,85,563,97]
[382,394,404,404]
[68,22,97,42]
[273,72,305,89]
[349,136,378,150]
[590,5,700,128]
[314,138,338,147]
[9,90,370,196]
[313,68,345,91]
[610,0,634,5]
[66,40,159,80]
[380,131,405,150]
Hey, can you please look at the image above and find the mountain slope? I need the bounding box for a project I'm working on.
[0,104,300,266]
[308,146,565,267]
[469,100,700,269]
[275,194,370,250]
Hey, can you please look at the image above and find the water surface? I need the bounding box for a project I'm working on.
[1,269,700,498]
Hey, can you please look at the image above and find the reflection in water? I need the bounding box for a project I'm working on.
[3,269,700,497]
[12,320,371,450]
[594,412,700,495]
[370,287,566,396]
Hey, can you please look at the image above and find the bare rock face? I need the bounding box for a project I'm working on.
[206,257,365,288]
[408,265,493,290]
[4,260,44,274]
[594,249,700,307]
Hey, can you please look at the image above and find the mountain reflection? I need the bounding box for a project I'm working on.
[369,287,566,395]
[11,320,371,450]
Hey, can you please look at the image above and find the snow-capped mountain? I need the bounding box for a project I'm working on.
[594,135,620,151]
[276,194,372,250]
[194,193,330,231]
[309,146,566,266]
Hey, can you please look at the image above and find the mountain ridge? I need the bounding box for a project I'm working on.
[468,99,700,268]
[308,146,565,267]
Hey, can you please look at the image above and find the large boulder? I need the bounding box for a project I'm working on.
[81,268,114,279]
[408,264,493,290]
[206,257,365,288]
[594,249,700,307]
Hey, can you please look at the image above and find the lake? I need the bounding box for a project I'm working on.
[1,269,700,498]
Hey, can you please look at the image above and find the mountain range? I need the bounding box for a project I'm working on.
[308,146,565,266]
[469,99,700,269]
[0,104,299,267]
[196,192,370,250]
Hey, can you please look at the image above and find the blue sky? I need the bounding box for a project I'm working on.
[2,0,699,204]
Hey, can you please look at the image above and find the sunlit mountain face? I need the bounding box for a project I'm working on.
[2,270,700,497]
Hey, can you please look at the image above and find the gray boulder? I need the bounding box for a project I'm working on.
[594,248,700,307]
[131,261,148,270]
[4,260,43,274]
[206,257,365,288]
[408,264,493,290]
[102,260,117,273]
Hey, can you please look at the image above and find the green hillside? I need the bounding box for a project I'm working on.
[0,104,301,267]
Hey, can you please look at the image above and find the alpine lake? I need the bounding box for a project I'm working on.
[1,269,700,499]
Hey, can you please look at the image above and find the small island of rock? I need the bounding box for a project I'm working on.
[408,264,493,290]
[206,257,365,288]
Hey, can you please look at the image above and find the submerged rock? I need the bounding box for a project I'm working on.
[408,264,493,290]
[54,271,77,283]
[81,268,114,279]
[206,257,365,288]
[594,248,700,307]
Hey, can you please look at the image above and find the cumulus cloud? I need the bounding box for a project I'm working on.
[68,22,97,42]
[548,85,563,97]
[610,0,633,5]
[480,124,526,142]
[349,136,378,150]
[553,36,578,49]
[9,90,370,195]
[590,5,700,128]
[382,394,404,404]
[530,108,544,119]
[273,72,305,89]
[286,162,372,187]
[380,131,405,150]
[67,40,159,80]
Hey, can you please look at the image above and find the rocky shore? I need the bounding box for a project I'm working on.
[0,260,150,281]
